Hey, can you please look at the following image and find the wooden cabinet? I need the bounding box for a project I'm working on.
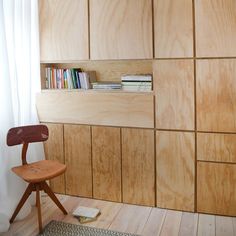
[122,128,155,206]
[153,60,194,130]
[36,91,154,129]
[43,123,65,194]
[197,59,236,132]
[90,0,153,60]
[197,133,236,163]
[39,0,89,61]
[156,131,195,211]
[154,0,193,58]
[195,0,236,57]
[197,162,236,216]
[92,126,121,202]
[64,124,92,197]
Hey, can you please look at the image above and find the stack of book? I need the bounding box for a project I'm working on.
[73,206,101,224]
[45,67,96,90]
[121,75,152,91]
[91,81,122,90]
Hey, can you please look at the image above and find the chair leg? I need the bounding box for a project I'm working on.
[41,181,67,215]
[10,183,34,223]
[36,184,43,233]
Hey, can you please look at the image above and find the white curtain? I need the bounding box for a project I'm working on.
[0,0,44,232]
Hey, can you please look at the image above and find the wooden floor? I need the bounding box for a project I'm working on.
[3,194,236,236]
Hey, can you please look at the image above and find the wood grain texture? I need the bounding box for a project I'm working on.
[36,91,154,128]
[153,60,194,130]
[90,0,153,59]
[196,59,236,132]
[197,133,236,163]
[64,124,92,197]
[197,214,216,236]
[92,126,121,202]
[195,0,236,57]
[109,204,152,234]
[122,128,155,206]
[53,60,153,82]
[141,208,167,236]
[215,216,234,236]
[154,0,193,58]
[42,123,65,194]
[39,0,89,61]
[156,131,195,212]
[160,210,182,236]
[197,162,236,216]
[179,212,198,236]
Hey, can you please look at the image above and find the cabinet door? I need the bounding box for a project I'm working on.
[90,0,153,60]
[154,0,193,58]
[156,131,195,211]
[39,0,89,61]
[197,133,236,163]
[92,126,121,202]
[196,0,236,57]
[197,162,236,216]
[64,124,92,197]
[122,128,155,206]
[197,59,236,132]
[153,60,194,130]
[43,123,65,194]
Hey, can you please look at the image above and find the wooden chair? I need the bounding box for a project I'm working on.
[7,124,67,232]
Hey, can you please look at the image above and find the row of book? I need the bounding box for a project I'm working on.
[45,67,96,89]
[121,75,152,91]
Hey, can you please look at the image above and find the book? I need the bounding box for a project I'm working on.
[73,206,101,224]
[121,74,152,82]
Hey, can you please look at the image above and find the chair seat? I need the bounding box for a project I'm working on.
[12,160,66,183]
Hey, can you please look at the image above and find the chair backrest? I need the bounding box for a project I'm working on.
[7,125,48,146]
[7,125,48,165]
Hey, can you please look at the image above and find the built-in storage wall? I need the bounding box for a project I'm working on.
[38,0,236,216]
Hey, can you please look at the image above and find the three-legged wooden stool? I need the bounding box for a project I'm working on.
[7,125,67,233]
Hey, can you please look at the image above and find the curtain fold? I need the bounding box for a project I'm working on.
[0,0,44,232]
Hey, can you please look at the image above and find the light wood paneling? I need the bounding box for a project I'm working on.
[54,60,153,82]
[90,0,153,59]
[197,162,236,216]
[198,214,215,236]
[92,126,121,202]
[195,0,236,57]
[197,59,236,132]
[43,123,65,194]
[154,0,193,58]
[156,131,195,211]
[197,133,236,163]
[36,91,154,128]
[153,60,194,130]
[122,128,155,206]
[39,0,89,61]
[64,124,92,197]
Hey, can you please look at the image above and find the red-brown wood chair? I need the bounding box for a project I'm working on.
[7,124,67,232]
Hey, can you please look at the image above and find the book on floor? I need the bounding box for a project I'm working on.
[72,206,101,224]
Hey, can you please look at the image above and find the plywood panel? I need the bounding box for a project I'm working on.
[196,59,236,132]
[195,0,236,57]
[92,126,121,202]
[36,91,154,128]
[156,131,195,211]
[197,162,236,216]
[122,128,155,206]
[197,133,236,163]
[39,0,89,61]
[90,0,153,59]
[42,123,65,194]
[153,60,194,130]
[154,0,193,58]
[64,124,92,197]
